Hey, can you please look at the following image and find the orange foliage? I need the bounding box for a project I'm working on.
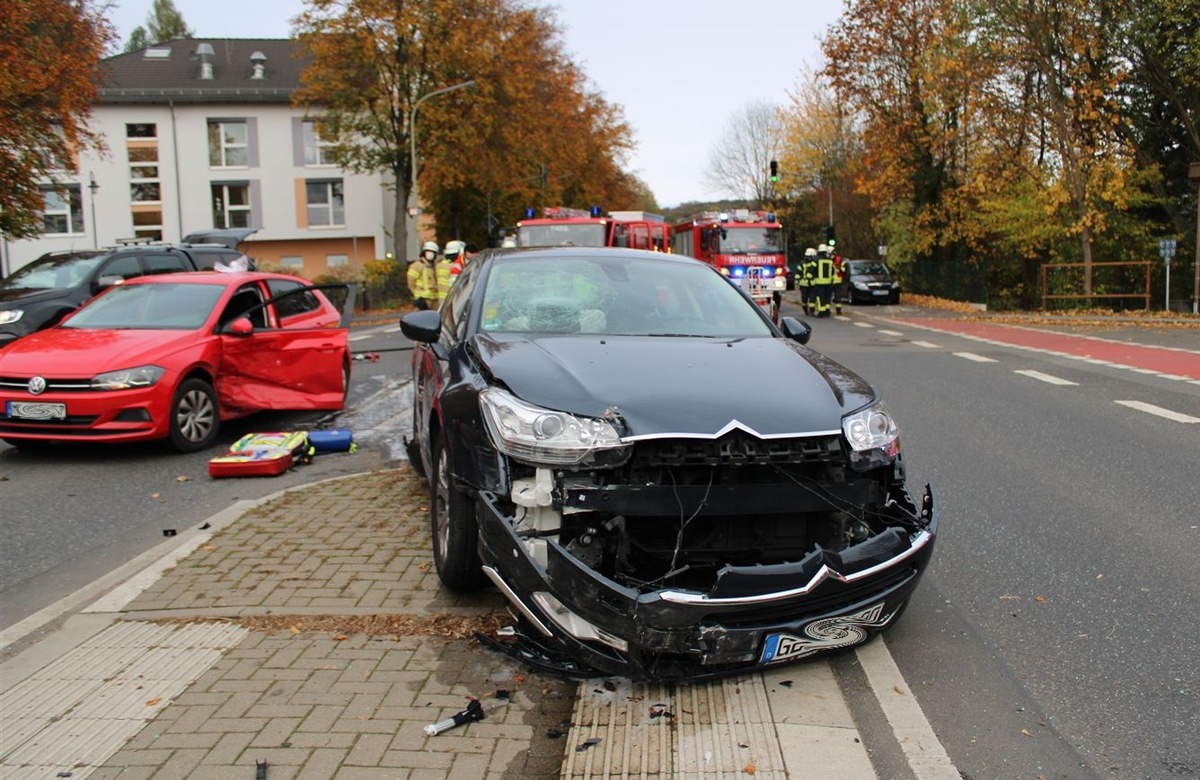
[0,0,113,238]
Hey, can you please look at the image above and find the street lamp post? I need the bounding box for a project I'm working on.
[88,172,99,249]
[408,80,475,260]
[1189,162,1200,314]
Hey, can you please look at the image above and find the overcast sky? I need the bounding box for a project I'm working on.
[103,0,844,207]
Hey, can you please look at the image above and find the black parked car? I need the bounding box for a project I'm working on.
[842,259,901,304]
[0,234,252,346]
[401,247,937,680]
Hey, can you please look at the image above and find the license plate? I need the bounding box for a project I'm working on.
[6,401,67,420]
[872,289,889,295]
[760,602,893,664]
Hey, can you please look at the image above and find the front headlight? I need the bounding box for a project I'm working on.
[479,387,629,467]
[853,281,869,290]
[91,365,165,391]
[842,402,900,471]
[0,310,24,325]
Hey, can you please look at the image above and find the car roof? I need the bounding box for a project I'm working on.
[480,246,699,267]
[121,271,303,286]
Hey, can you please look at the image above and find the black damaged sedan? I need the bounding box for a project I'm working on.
[401,247,937,680]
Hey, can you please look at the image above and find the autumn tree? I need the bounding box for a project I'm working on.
[776,66,874,255]
[122,0,194,53]
[702,101,784,204]
[823,0,985,266]
[0,0,113,239]
[292,0,638,257]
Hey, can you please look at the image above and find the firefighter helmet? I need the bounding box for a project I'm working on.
[805,247,818,257]
[444,240,465,257]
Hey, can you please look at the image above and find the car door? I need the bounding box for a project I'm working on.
[216,282,350,412]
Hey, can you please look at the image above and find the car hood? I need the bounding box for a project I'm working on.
[471,334,875,437]
[0,327,202,376]
[850,273,893,284]
[0,287,70,307]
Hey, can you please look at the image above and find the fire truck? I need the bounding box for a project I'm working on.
[670,209,786,322]
[516,207,670,250]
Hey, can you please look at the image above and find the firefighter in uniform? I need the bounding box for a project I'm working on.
[813,243,835,317]
[445,240,466,286]
[407,241,439,310]
[832,253,845,315]
[798,247,818,316]
[432,243,457,308]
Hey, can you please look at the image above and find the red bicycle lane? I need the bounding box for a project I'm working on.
[885,317,1200,380]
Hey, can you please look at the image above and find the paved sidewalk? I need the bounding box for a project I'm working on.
[2,467,893,779]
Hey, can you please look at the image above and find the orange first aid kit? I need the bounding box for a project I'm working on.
[207,431,312,478]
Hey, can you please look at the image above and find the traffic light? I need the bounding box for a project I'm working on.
[769,160,779,183]
[826,225,836,247]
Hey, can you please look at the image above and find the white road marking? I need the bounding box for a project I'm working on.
[1114,400,1200,424]
[348,333,374,342]
[911,340,940,349]
[853,322,874,329]
[1014,369,1078,386]
[878,329,904,336]
[954,352,997,363]
[856,639,960,779]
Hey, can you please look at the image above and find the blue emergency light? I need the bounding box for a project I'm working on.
[766,213,776,223]
[731,267,745,277]
[524,207,536,219]
[590,205,603,217]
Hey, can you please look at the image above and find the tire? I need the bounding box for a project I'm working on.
[340,359,351,406]
[430,433,487,591]
[167,378,219,453]
[889,293,901,305]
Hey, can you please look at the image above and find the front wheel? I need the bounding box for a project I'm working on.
[430,433,487,591]
[167,378,219,452]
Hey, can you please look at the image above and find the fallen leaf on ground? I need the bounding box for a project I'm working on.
[176,475,189,482]
[145,697,161,706]
[1034,595,1046,603]
[743,763,756,774]
[1021,728,1034,738]
[893,685,906,695]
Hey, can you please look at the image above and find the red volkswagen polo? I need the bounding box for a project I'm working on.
[0,272,352,452]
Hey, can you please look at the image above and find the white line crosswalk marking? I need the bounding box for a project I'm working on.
[1014,369,1078,386]
[1114,400,1200,424]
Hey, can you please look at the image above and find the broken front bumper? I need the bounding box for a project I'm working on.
[476,485,938,680]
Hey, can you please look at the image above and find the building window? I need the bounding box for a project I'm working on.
[302,120,337,166]
[208,120,248,167]
[126,123,156,138]
[305,180,344,227]
[212,183,252,228]
[280,255,304,269]
[41,185,83,234]
[326,254,348,268]
[131,182,161,202]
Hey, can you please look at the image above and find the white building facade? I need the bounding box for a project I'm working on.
[1,39,396,278]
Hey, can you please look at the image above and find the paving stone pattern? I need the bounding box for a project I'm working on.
[96,469,577,779]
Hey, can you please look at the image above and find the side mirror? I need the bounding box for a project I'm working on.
[779,316,812,345]
[399,309,442,344]
[227,317,254,336]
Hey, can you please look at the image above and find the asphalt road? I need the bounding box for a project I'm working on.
[0,320,415,633]
[3,305,1197,780]
[794,301,1199,780]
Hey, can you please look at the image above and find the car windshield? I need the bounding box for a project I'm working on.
[718,227,781,254]
[848,262,890,275]
[517,223,608,247]
[1,253,106,291]
[61,282,225,330]
[479,255,774,338]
